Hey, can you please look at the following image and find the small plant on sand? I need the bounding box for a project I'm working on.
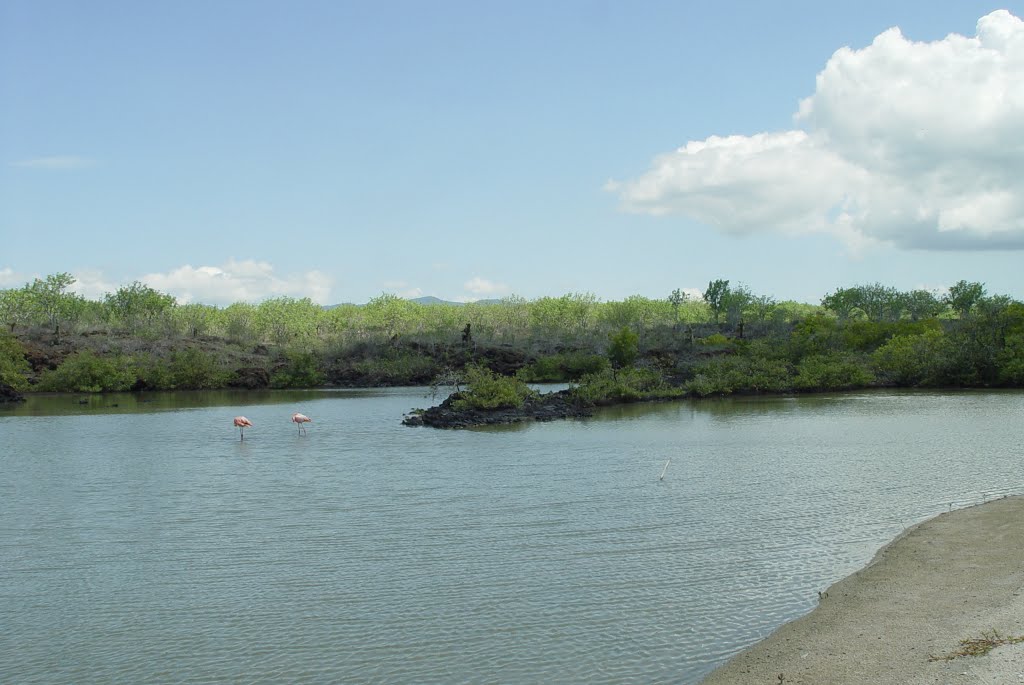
[928,630,1024,661]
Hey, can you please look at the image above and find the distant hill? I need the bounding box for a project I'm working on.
[323,296,501,309]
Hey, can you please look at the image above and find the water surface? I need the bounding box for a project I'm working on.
[2,389,1022,683]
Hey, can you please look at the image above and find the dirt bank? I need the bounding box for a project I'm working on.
[700,496,1024,684]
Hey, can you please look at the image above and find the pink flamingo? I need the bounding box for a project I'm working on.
[234,416,253,441]
[291,412,312,434]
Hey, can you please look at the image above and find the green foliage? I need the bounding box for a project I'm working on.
[839,319,941,352]
[0,334,31,390]
[703,279,730,323]
[130,353,176,390]
[574,367,681,403]
[173,303,219,338]
[348,350,439,385]
[997,334,1024,385]
[872,330,956,386]
[697,333,733,348]
[518,352,608,382]
[256,297,322,344]
[38,351,135,392]
[686,356,793,396]
[946,280,986,318]
[103,282,176,333]
[168,348,231,389]
[452,364,536,410]
[607,326,640,370]
[0,288,33,333]
[794,353,875,390]
[270,349,325,388]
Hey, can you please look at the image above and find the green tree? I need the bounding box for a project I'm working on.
[903,289,945,321]
[29,272,81,341]
[703,279,730,323]
[945,280,986,319]
[607,326,639,371]
[0,287,34,333]
[668,288,688,328]
[821,287,863,321]
[103,282,177,333]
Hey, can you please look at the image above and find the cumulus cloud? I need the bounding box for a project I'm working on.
[10,156,95,170]
[141,259,333,305]
[463,276,511,298]
[70,270,118,300]
[0,268,26,287]
[610,10,1024,251]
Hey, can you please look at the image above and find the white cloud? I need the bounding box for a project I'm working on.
[463,276,510,298]
[141,259,333,305]
[610,10,1024,251]
[70,270,118,300]
[0,268,26,288]
[10,156,96,170]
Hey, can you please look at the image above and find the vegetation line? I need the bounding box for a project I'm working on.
[1,276,1021,420]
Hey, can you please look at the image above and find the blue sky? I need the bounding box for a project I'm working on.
[2,1,1023,305]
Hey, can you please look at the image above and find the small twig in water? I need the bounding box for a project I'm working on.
[659,459,671,481]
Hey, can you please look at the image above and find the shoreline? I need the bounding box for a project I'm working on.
[699,495,1024,684]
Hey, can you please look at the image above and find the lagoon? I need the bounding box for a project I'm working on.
[2,389,1022,683]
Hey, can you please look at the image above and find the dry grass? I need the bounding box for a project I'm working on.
[929,630,1024,661]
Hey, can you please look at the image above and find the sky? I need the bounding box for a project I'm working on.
[2,0,1024,306]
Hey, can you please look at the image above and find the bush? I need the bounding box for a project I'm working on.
[348,351,439,385]
[452,364,536,410]
[686,355,793,395]
[872,330,956,386]
[169,348,231,389]
[794,353,875,390]
[996,334,1024,385]
[574,367,681,403]
[697,333,733,349]
[131,352,176,390]
[607,327,639,370]
[271,349,325,388]
[518,352,608,382]
[0,334,30,391]
[38,350,135,392]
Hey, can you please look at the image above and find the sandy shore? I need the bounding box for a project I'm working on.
[700,495,1024,684]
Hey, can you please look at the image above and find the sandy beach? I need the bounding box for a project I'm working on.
[700,496,1024,684]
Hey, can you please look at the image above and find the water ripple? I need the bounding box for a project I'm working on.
[1,389,1022,683]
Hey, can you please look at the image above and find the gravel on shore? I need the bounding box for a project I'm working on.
[700,495,1024,685]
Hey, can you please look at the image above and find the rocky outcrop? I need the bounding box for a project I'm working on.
[403,389,592,429]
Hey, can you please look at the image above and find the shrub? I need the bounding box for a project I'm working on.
[0,334,30,391]
[169,348,231,389]
[686,355,793,395]
[607,326,639,370]
[518,352,608,382]
[271,349,325,388]
[452,364,536,410]
[574,367,681,403]
[872,329,956,386]
[38,350,135,392]
[131,352,176,390]
[697,333,733,348]
[794,353,875,390]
